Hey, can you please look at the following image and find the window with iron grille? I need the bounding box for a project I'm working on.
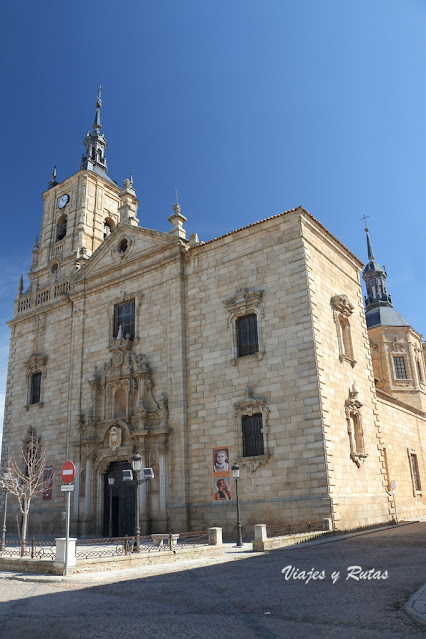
[242,413,264,457]
[236,314,258,357]
[393,356,407,380]
[114,301,135,339]
[30,373,42,404]
[411,453,422,492]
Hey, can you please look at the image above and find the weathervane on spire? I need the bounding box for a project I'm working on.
[361,214,369,230]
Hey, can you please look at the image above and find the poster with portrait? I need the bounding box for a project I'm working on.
[43,466,53,501]
[213,476,232,501]
[212,446,232,500]
[212,446,230,474]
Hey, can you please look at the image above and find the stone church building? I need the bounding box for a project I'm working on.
[2,93,426,537]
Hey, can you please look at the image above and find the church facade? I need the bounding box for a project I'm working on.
[2,93,426,537]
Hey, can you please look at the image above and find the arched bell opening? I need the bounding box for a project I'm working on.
[56,214,67,241]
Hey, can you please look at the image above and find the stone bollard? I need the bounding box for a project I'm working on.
[208,527,223,545]
[323,518,333,531]
[254,524,268,541]
[54,538,77,570]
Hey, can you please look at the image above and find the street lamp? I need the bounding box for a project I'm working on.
[132,452,143,552]
[1,472,10,552]
[231,463,243,547]
[107,477,115,538]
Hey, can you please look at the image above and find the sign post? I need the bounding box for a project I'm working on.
[390,480,398,524]
[61,461,76,576]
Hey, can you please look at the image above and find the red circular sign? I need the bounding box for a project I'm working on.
[61,461,76,484]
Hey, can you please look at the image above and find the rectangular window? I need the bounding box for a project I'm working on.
[236,314,258,357]
[114,301,135,339]
[417,360,423,383]
[411,453,422,492]
[30,373,41,404]
[242,413,264,457]
[393,356,407,380]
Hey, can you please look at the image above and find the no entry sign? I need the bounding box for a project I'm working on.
[61,461,76,484]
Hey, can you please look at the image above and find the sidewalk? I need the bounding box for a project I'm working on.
[0,523,425,627]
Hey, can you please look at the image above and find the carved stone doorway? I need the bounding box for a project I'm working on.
[103,461,135,537]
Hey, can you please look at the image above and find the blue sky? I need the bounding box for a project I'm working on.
[1,0,426,436]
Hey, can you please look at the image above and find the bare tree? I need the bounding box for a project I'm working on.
[0,437,51,548]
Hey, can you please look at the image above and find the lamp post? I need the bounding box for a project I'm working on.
[1,473,10,552]
[132,452,143,552]
[107,477,115,538]
[231,463,243,547]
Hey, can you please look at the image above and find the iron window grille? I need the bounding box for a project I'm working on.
[236,314,258,357]
[393,356,407,380]
[242,413,264,457]
[30,373,41,404]
[114,301,135,339]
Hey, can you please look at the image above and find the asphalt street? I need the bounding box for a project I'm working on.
[0,523,425,639]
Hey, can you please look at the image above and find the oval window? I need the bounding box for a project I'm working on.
[118,239,128,253]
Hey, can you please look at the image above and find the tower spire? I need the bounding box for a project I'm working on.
[362,225,410,329]
[362,225,391,312]
[80,86,108,175]
[93,85,102,133]
[361,214,375,261]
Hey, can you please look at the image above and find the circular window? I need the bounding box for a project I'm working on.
[118,239,128,254]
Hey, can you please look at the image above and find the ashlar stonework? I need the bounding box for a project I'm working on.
[1,95,425,537]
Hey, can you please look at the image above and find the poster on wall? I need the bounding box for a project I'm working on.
[212,446,232,500]
[43,466,53,501]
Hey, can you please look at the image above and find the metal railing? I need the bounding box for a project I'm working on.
[176,530,209,547]
[266,521,325,538]
[0,538,56,559]
[75,531,210,559]
[0,530,211,563]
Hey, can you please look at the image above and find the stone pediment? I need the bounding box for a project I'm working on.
[72,225,179,281]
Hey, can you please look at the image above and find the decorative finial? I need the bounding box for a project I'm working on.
[129,172,133,186]
[18,274,23,294]
[361,214,369,230]
[33,235,39,249]
[48,167,58,190]
[173,190,181,215]
[97,85,102,107]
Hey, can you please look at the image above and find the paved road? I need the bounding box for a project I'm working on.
[0,523,425,638]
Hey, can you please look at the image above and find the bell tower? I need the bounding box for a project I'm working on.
[17,89,139,306]
[363,226,426,410]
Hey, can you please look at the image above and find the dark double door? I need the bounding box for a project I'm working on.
[103,461,136,538]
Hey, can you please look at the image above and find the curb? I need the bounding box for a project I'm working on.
[405,583,426,627]
[271,521,420,551]
[0,523,421,584]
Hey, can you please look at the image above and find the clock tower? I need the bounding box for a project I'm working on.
[26,89,139,298]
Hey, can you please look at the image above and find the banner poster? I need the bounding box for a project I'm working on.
[212,446,232,501]
[43,466,53,501]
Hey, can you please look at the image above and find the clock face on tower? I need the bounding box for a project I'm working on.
[58,194,70,209]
